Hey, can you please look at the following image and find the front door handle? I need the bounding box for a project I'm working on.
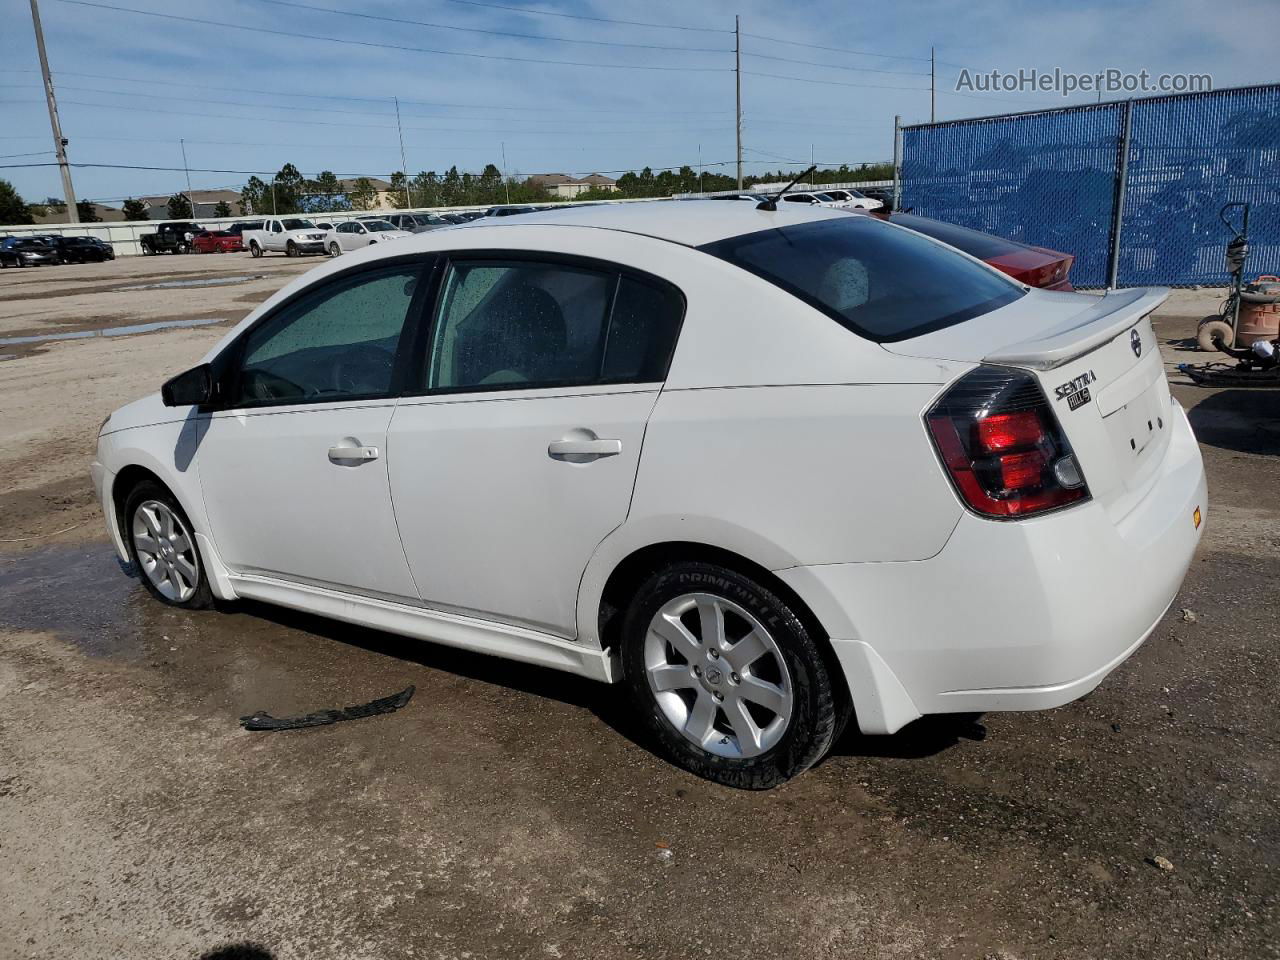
[548,437,622,463]
[328,441,379,464]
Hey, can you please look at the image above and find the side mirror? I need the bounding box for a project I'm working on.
[162,364,214,407]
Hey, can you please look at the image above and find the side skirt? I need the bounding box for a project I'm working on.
[228,573,618,683]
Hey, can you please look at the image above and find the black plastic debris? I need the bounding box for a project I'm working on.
[240,685,415,732]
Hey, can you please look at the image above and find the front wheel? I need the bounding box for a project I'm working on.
[620,561,844,789]
[177,242,190,255]
[124,481,213,609]
[286,240,297,258]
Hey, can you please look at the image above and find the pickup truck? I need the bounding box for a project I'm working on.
[139,222,203,255]
[242,218,329,258]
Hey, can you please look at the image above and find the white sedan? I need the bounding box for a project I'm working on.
[325,218,411,256]
[91,201,1205,788]
[824,188,883,211]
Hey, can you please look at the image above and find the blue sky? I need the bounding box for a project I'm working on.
[1,0,1276,207]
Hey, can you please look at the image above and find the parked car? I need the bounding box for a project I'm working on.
[242,218,328,258]
[881,213,1075,289]
[479,205,539,218]
[191,231,244,254]
[224,221,264,239]
[140,222,203,255]
[824,189,882,211]
[325,219,411,256]
[379,212,450,233]
[50,235,115,263]
[93,201,1205,788]
[0,236,59,267]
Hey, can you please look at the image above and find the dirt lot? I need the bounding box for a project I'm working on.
[1,254,1277,960]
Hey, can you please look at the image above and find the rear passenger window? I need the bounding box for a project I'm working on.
[602,277,684,382]
[427,261,685,391]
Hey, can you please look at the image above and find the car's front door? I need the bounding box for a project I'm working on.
[387,256,685,637]
[197,259,430,599]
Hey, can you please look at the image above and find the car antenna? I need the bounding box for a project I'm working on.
[756,165,818,211]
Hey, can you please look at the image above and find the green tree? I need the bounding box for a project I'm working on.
[304,170,343,213]
[213,200,232,217]
[77,199,103,222]
[239,176,268,215]
[167,194,194,219]
[388,171,409,208]
[121,197,149,221]
[0,179,34,224]
[411,170,439,207]
[348,177,378,211]
[272,163,306,214]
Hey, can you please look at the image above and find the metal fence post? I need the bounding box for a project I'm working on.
[892,114,902,210]
[1107,99,1134,289]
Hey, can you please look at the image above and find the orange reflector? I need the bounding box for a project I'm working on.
[1193,507,1202,529]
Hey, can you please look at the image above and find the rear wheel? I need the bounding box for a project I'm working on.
[328,241,341,257]
[620,561,843,789]
[124,481,212,610]
[249,241,263,258]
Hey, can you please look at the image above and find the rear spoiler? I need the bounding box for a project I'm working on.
[984,287,1170,370]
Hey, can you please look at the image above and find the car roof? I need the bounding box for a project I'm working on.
[466,198,848,247]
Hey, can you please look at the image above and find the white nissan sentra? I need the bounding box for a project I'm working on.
[91,200,1206,788]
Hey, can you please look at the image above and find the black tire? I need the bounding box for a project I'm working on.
[177,241,190,255]
[328,242,341,258]
[286,240,297,258]
[619,561,844,789]
[249,241,263,258]
[123,480,213,610]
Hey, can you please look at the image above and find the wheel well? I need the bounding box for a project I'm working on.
[111,465,168,543]
[597,541,851,709]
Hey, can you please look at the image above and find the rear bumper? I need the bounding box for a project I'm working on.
[778,399,1206,734]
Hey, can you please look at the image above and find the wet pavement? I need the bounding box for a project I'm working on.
[0,303,1278,958]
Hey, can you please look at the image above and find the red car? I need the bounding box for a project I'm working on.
[191,231,244,254]
[866,212,1074,290]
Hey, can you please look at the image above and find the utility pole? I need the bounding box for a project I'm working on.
[930,46,936,124]
[394,96,411,208]
[892,114,903,211]
[180,138,195,219]
[29,0,78,223]
[698,143,703,194]
[501,141,510,204]
[735,14,743,190]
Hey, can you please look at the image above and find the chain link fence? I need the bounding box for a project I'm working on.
[900,84,1280,288]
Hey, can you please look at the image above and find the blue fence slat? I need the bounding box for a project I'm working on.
[1118,86,1280,286]
[901,85,1280,288]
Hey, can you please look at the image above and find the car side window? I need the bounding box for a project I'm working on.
[231,265,422,407]
[425,260,684,392]
[428,261,614,391]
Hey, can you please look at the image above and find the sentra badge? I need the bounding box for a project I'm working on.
[1054,370,1096,411]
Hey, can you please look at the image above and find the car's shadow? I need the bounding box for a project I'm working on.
[1185,388,1280,456]
[232,599,970,767]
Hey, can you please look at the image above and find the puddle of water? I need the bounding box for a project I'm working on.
[0,545,151,659]
[0,316,226,347]
[117,275,265,292]
[0,354,16,361]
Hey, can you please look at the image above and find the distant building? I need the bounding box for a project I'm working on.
[336,177,398,210]
[527,173,619,198]
[30,203,126,224]
[138,189,242,220]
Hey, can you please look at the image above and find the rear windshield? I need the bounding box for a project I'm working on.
[700,216,1025,342]
[890,214,1027,260]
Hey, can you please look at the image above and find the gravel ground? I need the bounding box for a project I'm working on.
[0,255,1276,960]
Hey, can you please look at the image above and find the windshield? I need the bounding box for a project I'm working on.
[699,216,1025,342]
[281,219,315,230]
[363,220,397,232]
[10,239,47,249]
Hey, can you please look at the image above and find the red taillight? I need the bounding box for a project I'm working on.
[927,366,1089,519]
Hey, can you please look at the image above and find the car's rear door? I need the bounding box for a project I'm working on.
[386,255,685,637]
[197,258,432,599]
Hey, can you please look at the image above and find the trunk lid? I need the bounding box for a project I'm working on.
[887,286,1174,522]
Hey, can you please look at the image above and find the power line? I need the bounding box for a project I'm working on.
[54,0,733,73]
[0,150,55,160]
[253,0,730,52]
[425,0,729,33]
[741,32,932,62]
[743,71,929,92]
[744,51,929,78]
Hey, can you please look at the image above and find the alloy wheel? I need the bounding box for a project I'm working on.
[644,592,794,759]
[131,499,199,603]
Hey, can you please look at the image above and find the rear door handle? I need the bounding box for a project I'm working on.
[548,438,622,462]
[328,443,379,463]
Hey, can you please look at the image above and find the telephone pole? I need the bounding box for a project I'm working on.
[930,46,936,123]
[734,14,743,190]
[180,139,195,218]
[28,0,78,223]
[394,97,411,208]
